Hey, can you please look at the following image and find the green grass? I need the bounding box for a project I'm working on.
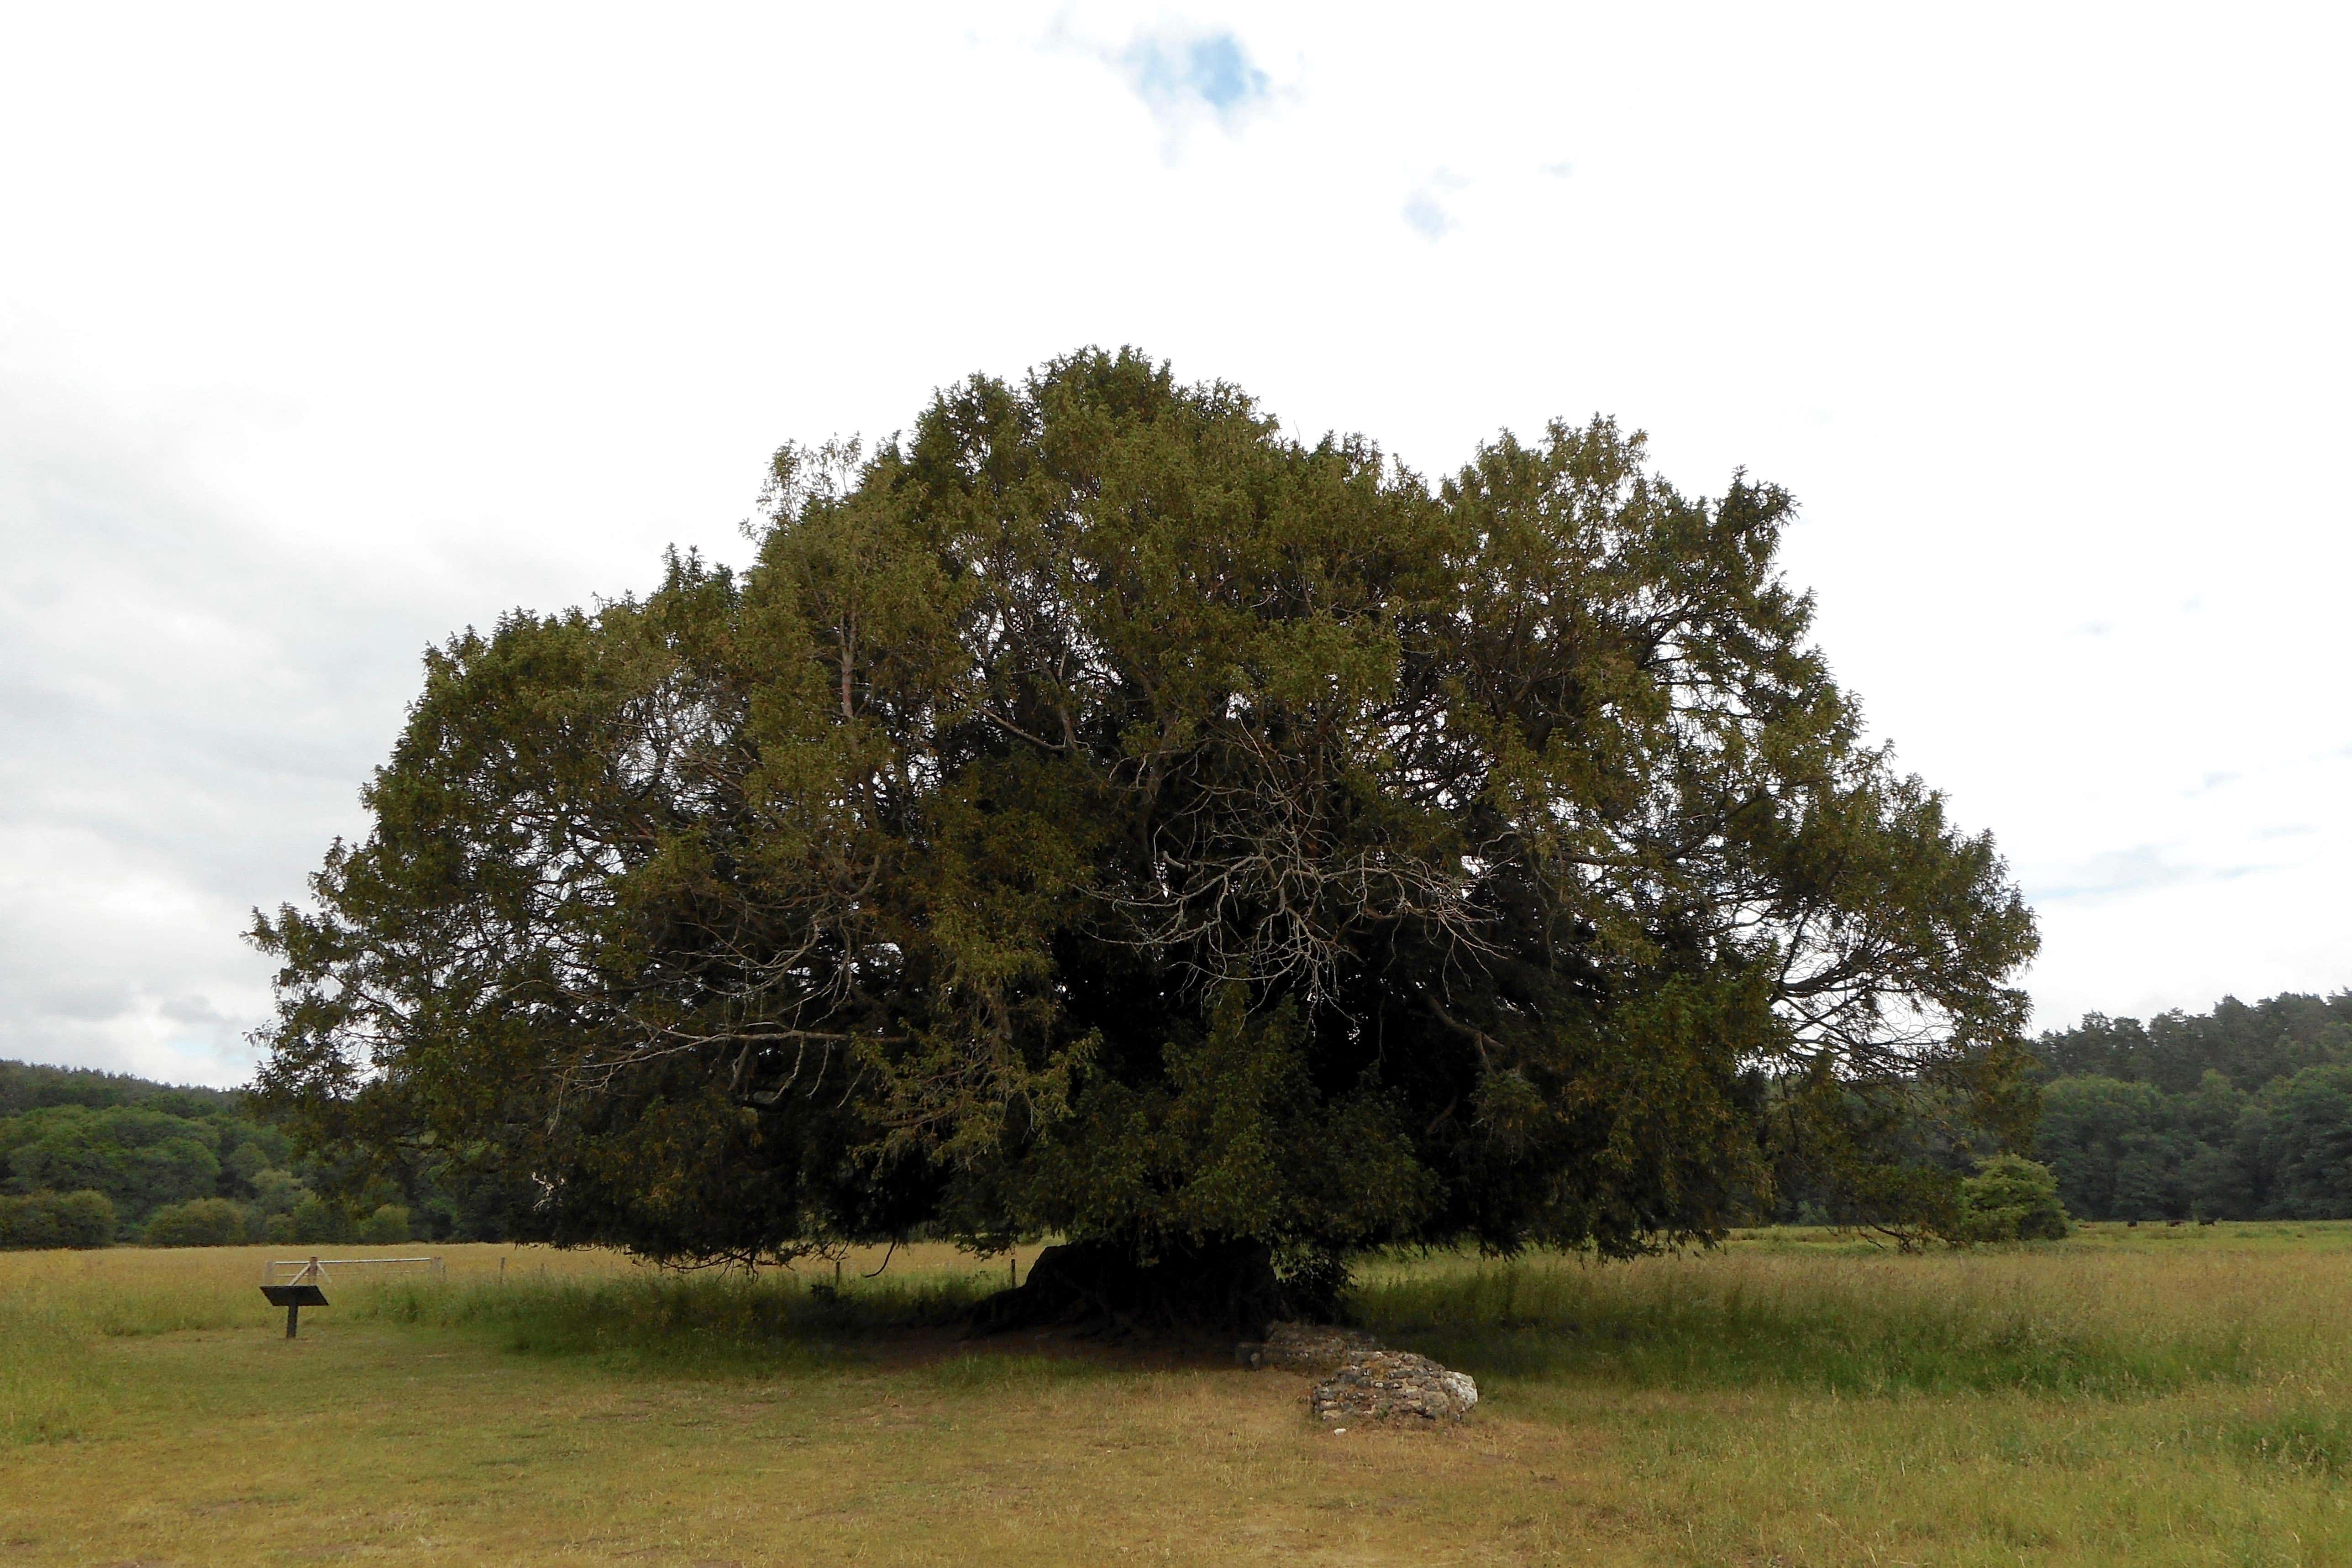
[1356,1243,2292,1395]
[354,1261,1002,1375]
[6,1227,2352,1564]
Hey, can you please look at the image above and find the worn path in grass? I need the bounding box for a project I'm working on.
[5,1231,2352,1565]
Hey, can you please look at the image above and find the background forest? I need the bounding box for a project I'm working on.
[0,1061,514,1248]
[2031,992,2352,1222]
[4,989,2346,1246]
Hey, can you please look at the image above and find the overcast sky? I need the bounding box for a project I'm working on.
[3,4,2346,1088]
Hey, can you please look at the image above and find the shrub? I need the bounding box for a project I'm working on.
[142,1197,251,1248]
[357,1204,412,1245]
[269,1193,352,1247]
[0,1189,119,1249]
[1955,1154,2072,1242]
[53,1189,118,1247]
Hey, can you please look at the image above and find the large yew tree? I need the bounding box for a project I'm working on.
[252,349,2035,1325]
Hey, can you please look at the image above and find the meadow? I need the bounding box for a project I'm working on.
[5,1225,2351,1565]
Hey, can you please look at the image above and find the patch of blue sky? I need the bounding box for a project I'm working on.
[1402,191,1453,240]
[1402,169,1469,241]
[1120,28,1269,121]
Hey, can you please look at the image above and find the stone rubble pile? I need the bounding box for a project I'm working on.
[1237,1322,1480,1425]
[1233,1321,1383,1371]
[1308,1349,1480,1425]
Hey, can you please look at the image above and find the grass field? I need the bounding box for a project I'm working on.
[5,1225,2352,1565]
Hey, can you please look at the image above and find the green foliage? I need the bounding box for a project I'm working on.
[2037,993,2352,1094]
[0,1189,118,1249]
[268,1193,354,1247]
[2039,1076,2178,1219]
[2257,1064,2352,1211]
[140,1197,251,1248]
[357,1204,413,1244]
[1758,1070,2001,1239]
[1011,991,1433,1264]
[2033,994,2352,1220]
[251,348,2037,1273]
[0,1060,240,1118]
[0,1058,509,1243]
[1,1105,221,1222]
[247,1166,306,1215]
[1952,1154,2071,1242]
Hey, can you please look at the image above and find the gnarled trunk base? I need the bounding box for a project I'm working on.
[969,1238,1336,1338]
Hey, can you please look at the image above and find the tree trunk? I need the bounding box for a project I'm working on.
[966,1237,1331,1338]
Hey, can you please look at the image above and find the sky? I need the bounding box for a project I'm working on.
[2,3,2346,1088]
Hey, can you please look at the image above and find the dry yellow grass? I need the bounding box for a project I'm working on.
[4,1228,2351,1565]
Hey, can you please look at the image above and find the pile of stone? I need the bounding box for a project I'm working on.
[1236,1322,1479,1425]
[1233,1321,1382,1371]
[1307,1349,1479,1424]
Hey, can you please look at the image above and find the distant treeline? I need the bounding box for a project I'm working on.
[2031,992,2352,1221]
[0,1059,514,1248]
[9,989,2350,1246]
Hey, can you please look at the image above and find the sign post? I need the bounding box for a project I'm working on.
[259,1256,331,1337]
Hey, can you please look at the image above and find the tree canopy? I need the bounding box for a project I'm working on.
[2030,991,2352,1221]
[252,349,2036,1314]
